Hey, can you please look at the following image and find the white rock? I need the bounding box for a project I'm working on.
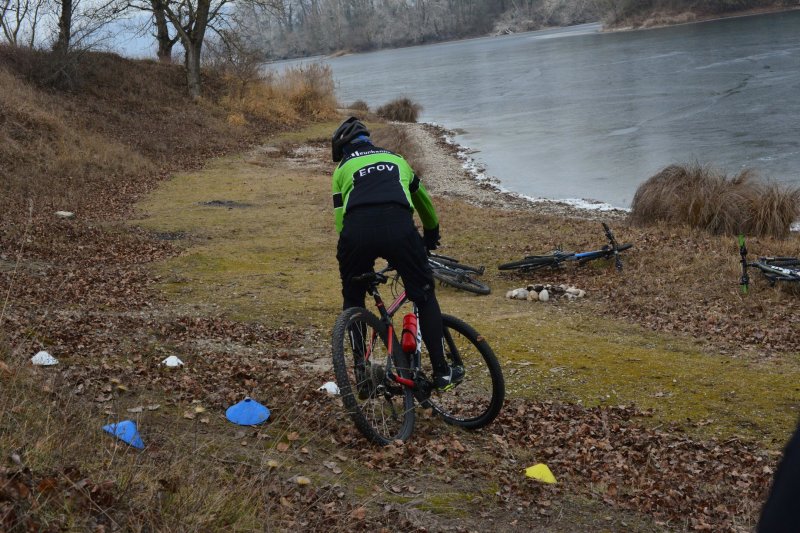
[538,289,550,302]
[318,381,340,395]
[577,290,586,298]
[31,351,58,366]
[55,211,75,219]
[513,288,529,300]
[566,288,581,296]
[161,355,184,367]
[505,290,515,299]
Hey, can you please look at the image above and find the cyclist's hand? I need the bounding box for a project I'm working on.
[423,225,441,251]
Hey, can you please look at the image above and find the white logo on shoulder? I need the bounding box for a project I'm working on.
[358,164,396,177]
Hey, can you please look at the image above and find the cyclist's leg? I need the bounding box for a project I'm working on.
[336,225,378,390]
[336,226,374,310]
[384,224,448,376]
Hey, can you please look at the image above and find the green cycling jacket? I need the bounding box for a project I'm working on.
[331,142,438,233]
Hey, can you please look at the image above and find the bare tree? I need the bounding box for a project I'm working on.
[204,27,265,96]
[1,0,48,46]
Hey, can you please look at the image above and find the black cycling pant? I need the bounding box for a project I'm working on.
[336,204,447,374]
[759,417,800,532]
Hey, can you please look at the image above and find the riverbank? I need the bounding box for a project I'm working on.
[409,122,628,220]
[604,4,800,32]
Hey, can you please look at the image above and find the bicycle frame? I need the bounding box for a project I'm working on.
[501,222,630,272]
[738,235,800,293]
[361,269,423,391]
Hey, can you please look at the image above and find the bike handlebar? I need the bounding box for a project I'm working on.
[738,234,751,293]
[601,222,624,271]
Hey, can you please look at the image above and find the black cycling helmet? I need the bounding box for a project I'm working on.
[331,116,370,162]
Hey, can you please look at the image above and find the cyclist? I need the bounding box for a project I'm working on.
[330,116,463,391]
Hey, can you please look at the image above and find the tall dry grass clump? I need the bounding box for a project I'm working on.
[376,97,422,122]
[631,164,800,238]
[221,63,338,124]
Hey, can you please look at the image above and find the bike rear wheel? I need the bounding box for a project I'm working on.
[331,307,415,445]
[431,267,491,295]
[429,254,484,274]
[497,255,562,271]
[417,314,504,429]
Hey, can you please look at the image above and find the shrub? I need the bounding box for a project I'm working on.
[371,123,426,176]
[349,100,370,112]
[219,63,338,123]
[630,164,800,238]
[375,97,422,122]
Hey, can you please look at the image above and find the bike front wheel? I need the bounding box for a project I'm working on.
[418,314,504,429]
[331,307,415,445]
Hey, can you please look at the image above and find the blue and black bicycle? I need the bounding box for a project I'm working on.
[498,222,632,273]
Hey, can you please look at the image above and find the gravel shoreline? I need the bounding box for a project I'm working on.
[401,121,629,222]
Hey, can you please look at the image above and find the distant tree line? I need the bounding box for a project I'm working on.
[236,0,600,60]
[1,0,793,94]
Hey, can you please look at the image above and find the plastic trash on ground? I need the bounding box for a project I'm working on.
[525,463,557,484]
[226,397,270,425]
[103,420,145,449]
[161,355,184,367]
[318,381,340,395]
[31,351,58,366]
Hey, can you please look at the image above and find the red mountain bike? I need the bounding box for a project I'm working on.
[330,264,505,445]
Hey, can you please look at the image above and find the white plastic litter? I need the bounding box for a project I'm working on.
[31,351,58,366]
[318,381,340,395]
[161,355,184,367]
[55,211,75,219]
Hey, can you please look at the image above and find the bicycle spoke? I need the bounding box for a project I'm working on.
[416,315,504,429]
[332,308,415,445]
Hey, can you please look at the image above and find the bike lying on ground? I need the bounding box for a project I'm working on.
[428,253,490,295]
[497,222,633,273]
[330,264,505,445]
[738,235,800,293]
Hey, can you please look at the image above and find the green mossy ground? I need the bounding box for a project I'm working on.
[134,122,800,451]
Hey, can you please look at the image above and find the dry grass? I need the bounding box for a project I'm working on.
[222,63,338,124]
[631,164,800,238]
[0,47,340,227]
[0,67,154,217]
[375,97,423,122]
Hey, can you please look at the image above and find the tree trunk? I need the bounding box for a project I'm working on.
[185,41,202,99]
[151,0,175,63]
[53,0,72,52]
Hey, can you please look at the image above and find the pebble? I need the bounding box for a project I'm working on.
[538,289,550,302]
[505,284,586,302]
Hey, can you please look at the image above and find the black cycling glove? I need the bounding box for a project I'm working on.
[423,225,441,251]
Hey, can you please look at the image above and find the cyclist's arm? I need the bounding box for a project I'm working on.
[332,168,345,233]
[409,174,439,230]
